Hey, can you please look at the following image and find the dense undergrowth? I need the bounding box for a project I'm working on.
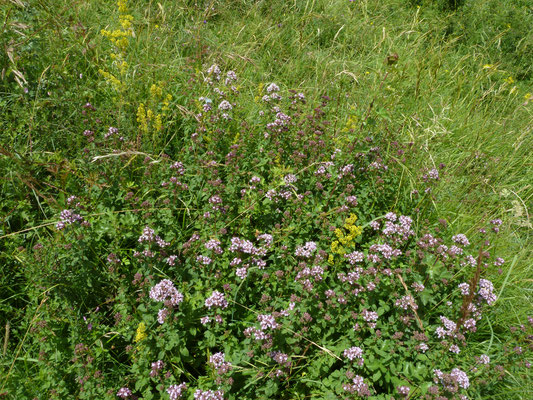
[0,0,531,399]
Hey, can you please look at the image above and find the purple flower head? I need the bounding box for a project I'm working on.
[225,70,237,84]
[294,242,317,258]
[193,389,225,400]
[434,368,470,390]
[270,351,290,366]
[167,383,187,400]
[105,126,118,139]
[235,266,248,280]
[218,100,232,111]
[205,290,228,309]
[157,308,170,324]
[395,295,417,310]
[149,279,184,307]
[209,352,232,374]
[138,226,169,248]
[494,257,504,266]
[205,239,223,254]
[266,83,280,93]
[283,174,297,184]
[458,282,470,296]
[206,64,221,80]
[117,387,132,398]
[257,314,279,330]
[343,346,364,365]
[428,168,439,180]
[344,251,364,265]
[361,310,378,322]
[479,354,490,364]
[150,360,165,377]
[449,344,461,354]
[196,255,212,265]
[477,279,497,305]
[257,233,273,247]
[56,209,84,229]
[452,234,470,247]
[343,375,371,396]
[397,386,410,396]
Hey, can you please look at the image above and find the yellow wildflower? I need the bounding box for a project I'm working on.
[134,322,147,343]
[154,113,163,132]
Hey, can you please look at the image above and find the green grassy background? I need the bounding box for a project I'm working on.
[1,0,531,397]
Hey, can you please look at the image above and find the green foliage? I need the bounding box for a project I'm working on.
[0,0,531,399]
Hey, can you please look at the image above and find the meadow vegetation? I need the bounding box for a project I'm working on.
[0,0,531,399]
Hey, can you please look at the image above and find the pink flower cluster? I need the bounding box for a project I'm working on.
[209,352,232,375]
[138,226,169,248]
[436,315,457,339]
[294,241,317,258]
[204,239,223,254]
[477,279,497,305]
[344,251,364,264]
[205,290,228,309]
[150,360,165,377]
[452,233,470,247]
[397,385,410,396]
[270,351,290,367]
[369,243,401,260]
[258,314,279,330]
[295,265,324,291]
[193,389,224,400]
[337,268,363,285]
[150,279,184,306]
[395,294,417,310]
[343,375,371,396]
[381,213,414,241]
[167,383,187,400]
[149,279,184,324]
[117,387,132,398]
[433,368,470,390]
[343,346,364,365]
[56,209,86,230]
[229,237,262,255]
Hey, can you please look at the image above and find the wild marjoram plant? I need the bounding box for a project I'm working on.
[0,0,531,399]
[9,59,528,399]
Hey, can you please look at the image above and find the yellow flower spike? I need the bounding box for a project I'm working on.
[119,61,128,75]
[134,322,147,343]
[150,83,163,99]
[154,114,163,131]
[118,0,128,14]
[137,103,147,132]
